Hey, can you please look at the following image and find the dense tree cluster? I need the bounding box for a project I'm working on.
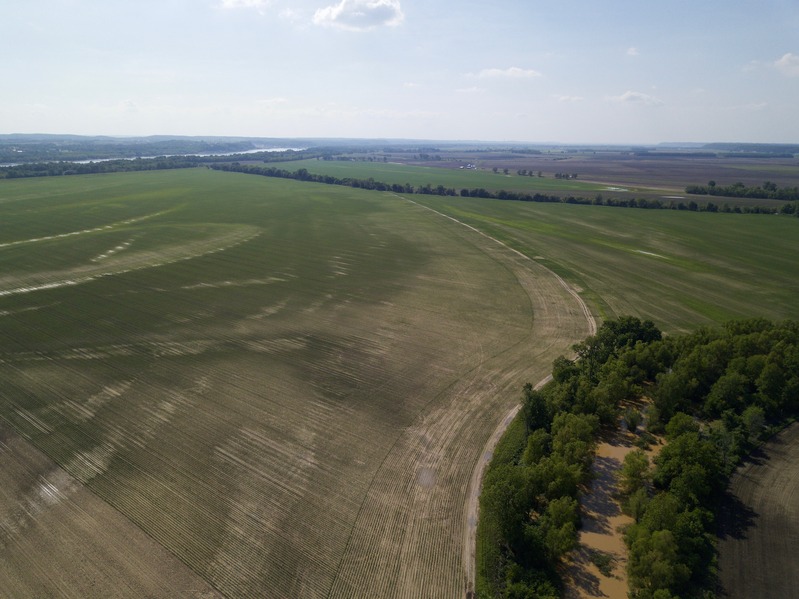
[686,180,799,201]
[478,317,662,597]
[478,317,799,598]
[621,319,799,598]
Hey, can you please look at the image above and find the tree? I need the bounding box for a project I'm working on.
[619,449,650,496]
[522,428,551,465]
[653,432,722,495]
[627,528,690,596]
[741,404,765,442]
[481,464,532,547]
[664,412,699,440]
[551,412,599,471]
[625,407,643,433]
[540,496,579,560]
[573,316,661,382]
[705,371,749,416]
[522,383,550,432]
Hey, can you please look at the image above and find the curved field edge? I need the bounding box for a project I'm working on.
[325,195,594,597]
[0,170,592,598]
[717,422,799,598]
[324,200,596,597]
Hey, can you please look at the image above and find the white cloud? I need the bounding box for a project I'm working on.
[279,8,300,21]
[626,47,639,57]
[775,53,799,77]
[609,90,663,106]
[554,94,584,102]
[256,97,289,107]
[119,99,139,114]
[219,0,270,12]
[474,67,542,79]
[313,0,404,31]
[456,86,485,94]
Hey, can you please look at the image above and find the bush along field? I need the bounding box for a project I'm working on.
[477,317,799,598]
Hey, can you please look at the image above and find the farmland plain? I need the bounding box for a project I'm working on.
[409,195,799,333]
[266,158,614,193]
[1,167,798,597]
[0,168,591,597]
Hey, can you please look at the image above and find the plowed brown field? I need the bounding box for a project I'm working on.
[718,423,799,599]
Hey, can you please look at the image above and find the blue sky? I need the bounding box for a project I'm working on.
[2,0,798,143]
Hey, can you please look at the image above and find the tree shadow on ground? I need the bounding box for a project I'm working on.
[581,456,621,535]
[716,489,758,541]
[566,548,607,598]
[716,446,766,542]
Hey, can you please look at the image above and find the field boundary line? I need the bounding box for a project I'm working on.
[391,194,597,597]
[461,374,551,598]
[396,195,596,336]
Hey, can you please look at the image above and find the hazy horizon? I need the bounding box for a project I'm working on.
[2,1,798,144]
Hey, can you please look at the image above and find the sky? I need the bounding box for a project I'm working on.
[2,0,798,144]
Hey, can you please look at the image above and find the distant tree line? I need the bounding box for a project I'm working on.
[214,163,797,216]
[0,151,317,179]
[5,156,797,217]
[477,317,799,598]
[0,138,258,164]
[686,180,799,201]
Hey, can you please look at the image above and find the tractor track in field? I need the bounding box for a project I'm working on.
[392,195,597,598]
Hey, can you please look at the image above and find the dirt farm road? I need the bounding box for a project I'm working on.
[394,196,597,598]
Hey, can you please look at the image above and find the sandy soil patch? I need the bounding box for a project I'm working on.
[563,433,635,599]
[564,401,661,599]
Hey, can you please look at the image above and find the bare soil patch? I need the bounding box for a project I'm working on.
[563,432,635,599]
[563,400,661,599]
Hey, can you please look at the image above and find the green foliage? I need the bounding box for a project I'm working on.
[481,317,799,598]
[589,550,615,577]
[664,412,699,440]
[539,497,580,560]
[619,449,650,496]
[479,317,662,596]
[551,412,599,472]
[521,429,551,466]
[741,404,765,441]
[572,316,661,382]
[627,528,691,596]
[626,487,650,522]
[522,383,550,432]
[625,407,643,433]
[686,180,799,201]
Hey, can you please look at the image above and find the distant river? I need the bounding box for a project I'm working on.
[0,147,306,168]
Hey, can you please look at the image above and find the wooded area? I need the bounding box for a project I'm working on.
[477,317,799,598]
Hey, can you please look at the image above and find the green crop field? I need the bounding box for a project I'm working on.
[410,195,799,333]
[0,168,591,598]
[0,167,797,598]
[267,158,617,194]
